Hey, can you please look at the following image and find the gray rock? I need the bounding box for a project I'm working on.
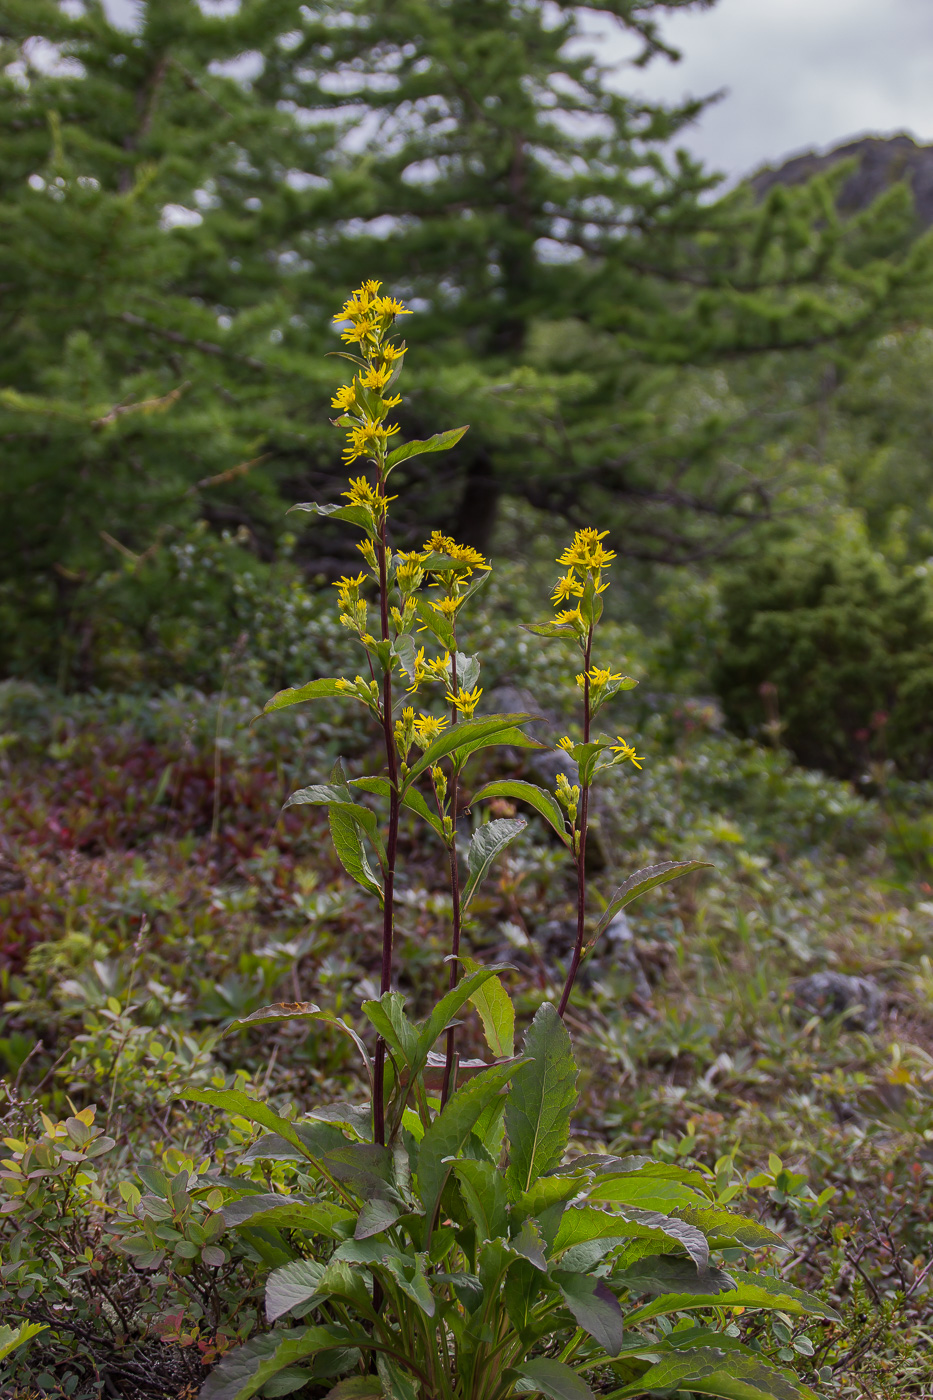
[752,134,933,229]
[792,971,884,1032]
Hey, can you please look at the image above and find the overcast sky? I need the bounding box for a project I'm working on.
[101,0,933,180]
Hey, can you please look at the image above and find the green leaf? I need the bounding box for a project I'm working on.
[677,1206,786,1251]
[625,1268,841,1323]
[376,1354,419,1400]
[351,776,445,840]
[618,1255,735,1301]
[520,622,578,639]
[451,1159,509,1241]
[355,1197,402,1240]
[263,1368,315,1398]
[505,1003,578,1198]
[463,956,514,1057]
[554,1204,709,1270]
[330,806,384,900]
[259,678,347,719]
[553,1270,626,1355]
[471,779,570,845]
[414,597,455,651]
[288,501,376,535]
[404,713,541,787]
[362,991,421,1072]
[385,424,469,470]
[461,817,526,909]
[0,1322,47,1363]
[594,861,713,938]
[283,784,385,860]
[415,964,515,1075]
[325,1380,383,1400]
[183,1088,318,1164]
[223,1194,355,1239]
[418,1060,523,1226]
[612,1348,820,1400]
[266,1259,326,1321]
[392,633,418,680]
[515,1358,595,1400]
[589,1170,709,1212]
[508,1217,549,1271]
[382,1252,435,1316]
[199,1327,352,1400]
[322,1143,399,1202]
[223,1005,372,1078]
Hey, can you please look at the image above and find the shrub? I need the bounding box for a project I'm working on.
[713,529,933,779]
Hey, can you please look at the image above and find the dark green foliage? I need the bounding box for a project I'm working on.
[713,531,933,779]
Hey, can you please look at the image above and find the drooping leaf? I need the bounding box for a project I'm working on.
[266,1259,326,1321]
[553,1270,626,1356]
[677,1206,786,1251]
[351,775,445,840]
[283,786,385,861]
[508,1217,548,1271]
[461,817,526,909]
[463,956,515,1057]
[385,424,469,470]
[612,1347,820,1400]
[418,1060,523,1226]
[618,1254,736,1301]
[259,678,347,720]
[405,714,542,786]
[183,1089,317,1164]
[329,807,384,900]
[625,1268,841,1323]
[381,1252,435,1316]
[287,501,375,535]
[515,1358,595,1400]
[471,779,570,845]
[594,861,713,938]
[199,1327,353,1400]
[505,1003,578,1198]
[221,1005,371,1077]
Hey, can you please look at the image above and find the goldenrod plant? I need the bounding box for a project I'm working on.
[184,284,841,1400]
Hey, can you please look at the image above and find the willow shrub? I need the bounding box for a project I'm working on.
[186,284,841,1400]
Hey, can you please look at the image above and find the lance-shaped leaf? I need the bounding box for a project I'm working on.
[471,778,570,845]
[222,1005,372,1080]
[618,1255,735,1300]
[222,1194,355,1239]
[259,677,347,720]
[184,1088,319,1165]
[418,1060,524,1227]
[505,1003,578,1198]
[612,1347,820,1400]
[362,992,421,1070]
[625,1267,841,1324]
[405,713,542,787]
[553,1270,626,1355]
[283,784,385,862]
[199,1326,355,1400]
[593,861,713,939]
[461,817,526,909]
[507,1217,548,1271]
[329,807,384,900]
[554,1203,709,1270]
[386,424,469,470]
[355,1197,402,1240]
[415,963,514,1070]
[520,621,578,639]
[515,1358,595,1400]
[463,956,514,1057]
[451,1158,509,1241]
[677,1206,786,1251]
[287,500,376,535]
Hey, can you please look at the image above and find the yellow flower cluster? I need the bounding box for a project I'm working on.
[575,665,623,690]
[394,706,449,758]
[555,770,580,823]
[445,684,483,718]
[408,648,452,693]
[550,528,617,625]
[331,279,410,470]
[333,572,368,634]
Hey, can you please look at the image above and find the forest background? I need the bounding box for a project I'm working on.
[5,2,933,1396]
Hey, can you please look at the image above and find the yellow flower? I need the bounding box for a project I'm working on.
[557,528,617,572]
[360,364,393,391]
[343,418,401,465]
[589,666,623,687]
[342,476,381,509]
[331,382,358,412]
[446,684,483,717]
[431,596,464,619]
[422,531,491,573]
[413,713,448,749]
[356,538,378,569]
[340,320,377,347]
[335,280,382,322]
[610,738,645,769]
[556,736,576,752]
[551,571,584,604]
[373,295,412,319]
[379,343,406,363]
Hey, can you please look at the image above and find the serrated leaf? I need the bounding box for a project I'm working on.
[677,1206,786,1251]
[555,1204,709,1270]
[385,424,469,470]
[377,1354,419,1400]
[266,1259,326,1321]
[463,956,514,1057]
[618,1254,735,1301]
[612,1347,820,1400]
[594,862,713,938]
[355,1197,401,1240]
[509,1217,548,1271]
[183,1089,316,1164]
[259,678,347,719]
[451,1159,510,1241]
[462,817,526,909]
[362,991,421,1068]
[471,779,570,845]
[418,1061,523,1226]
[505,1003,578,1198]
[0,1322,47,1363]
[515,1358,595,1400]
[330,806,384,900]
[382,1252,435,1316]
[553,1270,626,1355]
[625,1268,841,1323]
[415,964,515,1077]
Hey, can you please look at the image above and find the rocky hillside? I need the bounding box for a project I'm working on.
[752,133,933,227]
